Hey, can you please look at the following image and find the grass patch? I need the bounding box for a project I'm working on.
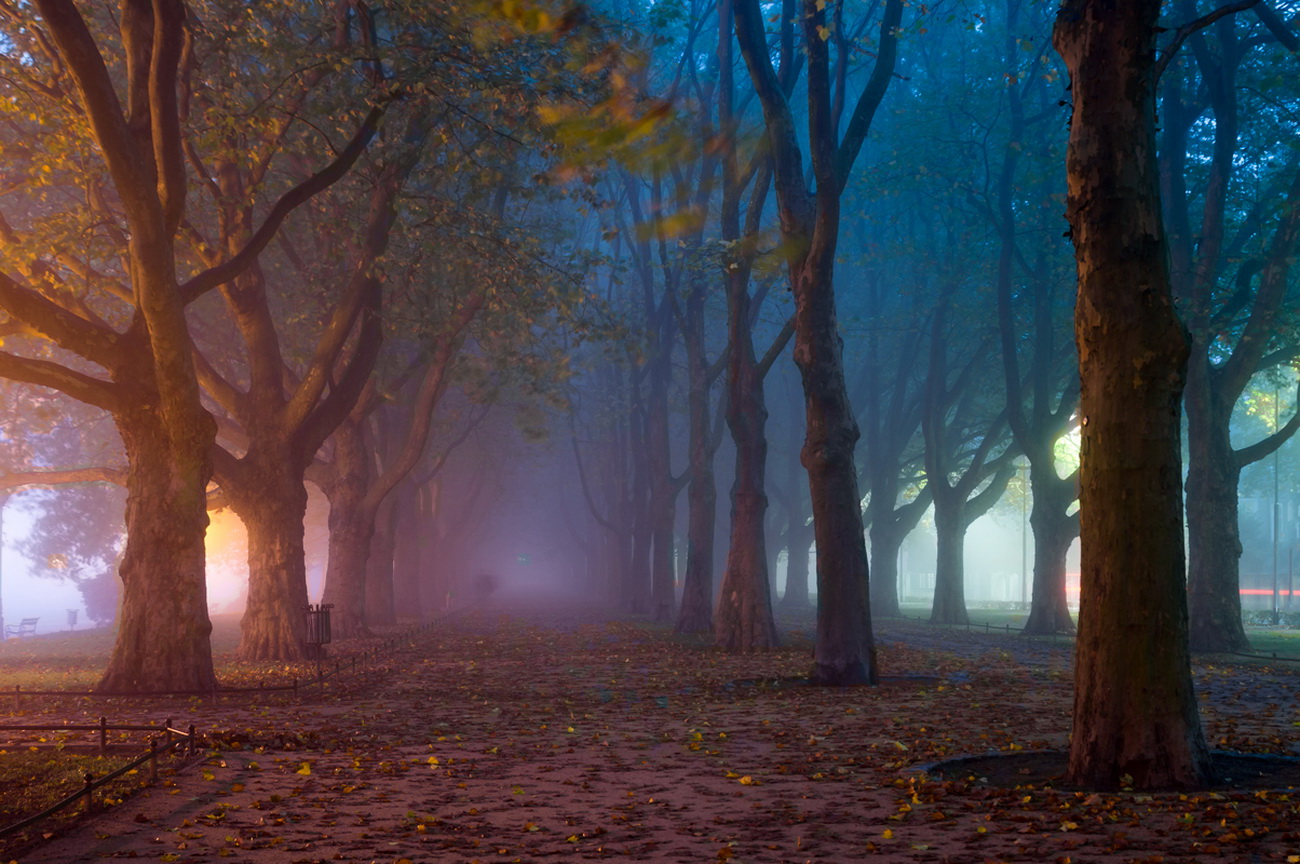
[0,614,324,692]
[0,748,140,856]
[1242,628,1300,660]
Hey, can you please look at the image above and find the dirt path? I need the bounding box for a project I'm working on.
[12,603,1300,863]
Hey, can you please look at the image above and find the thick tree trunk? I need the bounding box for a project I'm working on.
[99,399,217,693]
[232,464,313,661]
[1055,0,1210,790]
[364,492,398,627]
[928,494,969,625]
[1022,470,1078,635]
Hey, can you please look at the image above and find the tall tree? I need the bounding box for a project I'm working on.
[0,0,379,690]
[1054,0,1210,789]
[732,0,905,685]
[1159,4,1300,652]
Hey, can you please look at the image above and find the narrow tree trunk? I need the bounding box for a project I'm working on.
[794,253,875,684]
[364,492,398,627]
[319,422,373,638]
[675,394,717,632]
[98,396,217,693]
[928,493,969,625]
[1055,0,1210,790]
[715,320,777,650]
[781,505,813,610]
[392,483,423,621]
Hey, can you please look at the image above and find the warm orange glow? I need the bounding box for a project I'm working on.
[205,508,249,615]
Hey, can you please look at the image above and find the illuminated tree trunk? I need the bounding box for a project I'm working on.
[100,386,217,693]
[1021,468,1078,634]
[1055,0,1210,790]
[228,449,313,661]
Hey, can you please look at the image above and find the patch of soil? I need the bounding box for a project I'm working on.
[926,749,1300,791]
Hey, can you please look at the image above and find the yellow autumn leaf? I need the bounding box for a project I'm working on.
[296,763,311,776]
[883,829,894,839]
[817,25,831,40]
[427,756,440,766]
[1060,821,1079,831]
[738,775,756,786]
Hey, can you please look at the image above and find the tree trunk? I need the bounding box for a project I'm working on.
[98,393,217,693]
[648,359,678,622]
[867,518,901,618]
[319,421,373,638]
[1021,469,1078,635]
[364,491,398,627]
[714,292,777,651]
[231,460,313,661]
[928,493,969,625]
[675,381,717,632]
[392,482,423,621]
[794,251,875,684]
[1185,368,1250,652]
[781,502,813,610]
[1055,0,1210,790]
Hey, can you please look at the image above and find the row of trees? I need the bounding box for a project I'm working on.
[1,0,1297,790]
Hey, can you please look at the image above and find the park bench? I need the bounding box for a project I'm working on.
[5,618,38,638]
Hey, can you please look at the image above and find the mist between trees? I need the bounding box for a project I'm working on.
[0,0,1297,790]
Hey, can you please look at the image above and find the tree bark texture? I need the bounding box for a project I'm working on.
[928,494,969,626]
[714,281,778,651]
[99,389,217,692]
[1055,0,1210,790]
[1020,469,1078,635]
[229,456,313,661]
[319,420,374,638]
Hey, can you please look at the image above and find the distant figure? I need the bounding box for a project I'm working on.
[473,572,497,603]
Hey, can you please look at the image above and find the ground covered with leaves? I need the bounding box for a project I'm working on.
[6,600,1300,863]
